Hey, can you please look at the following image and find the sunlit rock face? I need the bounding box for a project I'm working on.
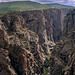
[0,16,45,75]
[0,8,73,75]
[50,9,75,75]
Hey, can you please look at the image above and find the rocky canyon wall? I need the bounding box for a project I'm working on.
[63,9,75,36]
[1,8,72,54]
[50,9,75,75]
[0,8,74,75]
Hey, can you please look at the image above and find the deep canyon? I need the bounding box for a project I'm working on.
[0,8,75,75]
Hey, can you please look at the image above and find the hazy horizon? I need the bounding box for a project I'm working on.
[0,0,75,6]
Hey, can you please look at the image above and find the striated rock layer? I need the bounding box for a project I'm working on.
[0,8,74,75]
[0,19,46,75]
[1,8,72,54]
[50,9,75,75]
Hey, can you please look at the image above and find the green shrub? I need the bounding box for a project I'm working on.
[60,69,65,75]
[50,51,52,54]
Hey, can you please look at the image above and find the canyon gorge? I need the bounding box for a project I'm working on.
[0,8,75,75]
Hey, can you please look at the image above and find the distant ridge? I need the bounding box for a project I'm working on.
[47,3,73,8]
[0,1,49,13]
[0,1,74,14]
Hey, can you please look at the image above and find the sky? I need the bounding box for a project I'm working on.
[0,0,75,6]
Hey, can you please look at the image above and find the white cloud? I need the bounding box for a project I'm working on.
[0,0,30,2]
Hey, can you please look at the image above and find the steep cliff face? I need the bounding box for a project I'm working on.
[50,9,75,75]
[63,9,75,36]
[1,8,72,54]
[0,18,45,75]
[49,8,71,41]
[0,8,74,75]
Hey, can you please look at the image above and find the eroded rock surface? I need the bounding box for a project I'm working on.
[0,18,46,75]
[50,9,75,75]
[0,8,74,75]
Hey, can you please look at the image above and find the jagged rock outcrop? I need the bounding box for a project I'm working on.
[50,9,75,75]
[0,20,17,75]
[0,8,74,75]
[1,8,72,54]
[0,18,45,75]
[0,48,17,75]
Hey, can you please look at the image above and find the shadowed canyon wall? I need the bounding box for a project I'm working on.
[0,8,74,75]
[50,9,75,75]
[1,8,72,54]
